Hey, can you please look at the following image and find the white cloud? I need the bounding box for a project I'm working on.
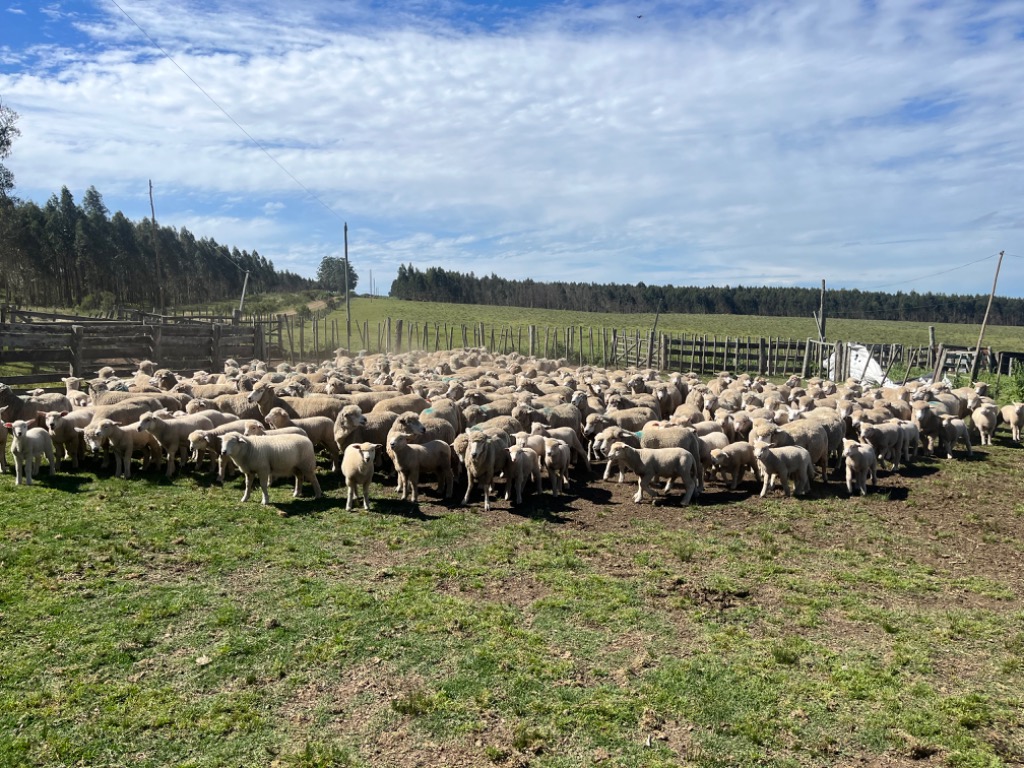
[2,0,1022,297]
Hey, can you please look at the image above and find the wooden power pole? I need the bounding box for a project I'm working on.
[149,180,164,312]
[969,250,1004,381]
[344,222,351,351]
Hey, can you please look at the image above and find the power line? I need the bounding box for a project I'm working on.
[862,252,999,292]
[108,0,343,222]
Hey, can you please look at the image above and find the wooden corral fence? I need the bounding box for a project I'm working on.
[0,313,261,387]
[2,306,1013,387]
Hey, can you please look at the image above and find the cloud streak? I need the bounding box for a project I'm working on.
[2,0,1022,296]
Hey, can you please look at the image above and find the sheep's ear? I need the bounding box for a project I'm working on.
[4,422,12,429]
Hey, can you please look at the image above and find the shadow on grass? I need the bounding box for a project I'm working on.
[35,472,95,492]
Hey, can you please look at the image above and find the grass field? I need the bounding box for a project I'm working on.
[329,297,1024,351]
[2,435,1023,767]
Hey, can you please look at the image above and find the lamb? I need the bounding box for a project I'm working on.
[1000,402,1024,442]
[583,408,659,446]
[262,407,341,471]
[971,403,1000,447]
[842,439,877,496]
[512,403,583,439]
[911,401,948,457]
[61,376,90,408]
[5,419,57,485]
[696,431,731,477]
[90,419,164,479]
[637,425,704,495]
[137,411,216,477]
[591,426,641,480]
[461,431,511,512]
[939,415,973,459]
[388,410,457,447]
[543,438,572,496]
[342,442,380,511]
[858,421,905,470]
[419,398,465,435]
[528,423,591,471]
[220,432,323,505]
[779,419,830,482]
[387,433,454,503]
[208,392,265,421]
[44,410,92,469]
[752,442,812,498]
[708,442,758,490]
[505,444,542,504]
[186,420,251,480]
[604,442,698,505]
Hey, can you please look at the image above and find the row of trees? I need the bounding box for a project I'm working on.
[0,100,314,311]
[0,184,315,311]
[390,264,1024,326]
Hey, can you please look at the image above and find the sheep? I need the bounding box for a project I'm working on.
[342,442,380,511]
[939,415,973,459]
[708,442,758,490]
[220,432,322,505]
[591,426,641,480]
[0,421,7,473]
[387,433,454,503]
[208,392,265,422]
[247,382,347,421]
[512,403,583,439]
[388,410,457,447]
[528,422,591,471]
[61,376,91,408]
[583,408,659,446]
[543,438,572,496]
[186,420,251,480]
[44,410,92,469]
[461,431,511,512]
[5,419,57,485]
[370,393,431,416]
[779,419,830,482]
[604,442,698,505]
[333,405,400,459]
[841,439,877,496]
[911,402,947,457]
[637,425,704,495]
[506,444,542,504]
[752,442,812,498]
[137,411,216,477]
[262,407,341,471]
[971,403,1000,447]
[1000,402,1024,442]
[0,384,74,426]
[696,431,731,477]
[90,419,165,479]
[858,421,906,470]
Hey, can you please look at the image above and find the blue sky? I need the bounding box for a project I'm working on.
[2,0,1023,298]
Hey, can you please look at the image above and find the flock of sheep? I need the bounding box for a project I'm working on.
[1,346,1022,511]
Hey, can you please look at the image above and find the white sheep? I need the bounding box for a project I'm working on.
[752,442,812,498]
[263,406,341,471]
[543,437,572,496]
[506,445,542,505]
[386,433,453,503]
[186,420,251,480]
[220,432,322,505]
[6,419,57,485]
[971,403,999,447]
[1000,402,1024,442]
[605,442,698,505]
[858,421,905,470]
[461,431,511,512]
[342,442,380,511]
[138,411,216,477]
[708,442,758,490]
[939,415,973,459]
[44,410,91,469]
[842,439,877,496]
[91,419,165,479]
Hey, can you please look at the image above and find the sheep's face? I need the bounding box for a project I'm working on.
[84,429,104,452]
[388,435,407,451]
[10,420,29,438]
[221,434,246,455]
[358,444,378,464]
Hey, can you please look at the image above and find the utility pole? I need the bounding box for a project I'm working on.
[969,251,1004,382]
[344,222,351,351]
[149,180,164,312]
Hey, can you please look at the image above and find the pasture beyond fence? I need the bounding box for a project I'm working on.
[0,306,1016,388]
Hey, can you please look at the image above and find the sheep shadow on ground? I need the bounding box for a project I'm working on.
[11,472,93,493]
[373,497,445,521]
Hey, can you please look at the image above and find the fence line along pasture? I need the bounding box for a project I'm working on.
[1,305,1016,388]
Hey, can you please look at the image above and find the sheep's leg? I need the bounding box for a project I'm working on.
[759,470,771,498]
[240,471,255,503]
[292,470,303,498]
[46,448,56,476]
[258,472,272,505]
[845,466,854,495]
[409,469,419,503]
[308,469,322,499]
[461,476,474,506]
[681,476,695,505]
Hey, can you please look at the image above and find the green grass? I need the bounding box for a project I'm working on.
[2,442,1022,767]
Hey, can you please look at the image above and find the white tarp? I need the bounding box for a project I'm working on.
[827,343,894,386]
